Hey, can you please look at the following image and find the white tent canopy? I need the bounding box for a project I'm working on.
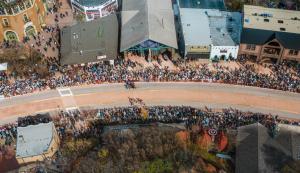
[0,63,7,71]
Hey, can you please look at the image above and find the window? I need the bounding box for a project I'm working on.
[35,4,39,12]
[5,31,18,41]
[2,18,9,27]
[25,25,36,37]
[23,13,30,23]
[297,146,300,160]
[280,27,286,31]
[25,0,31,8]
[19,3,25,11]
[246,44,256,51]
[220,50,227,53]
[264,18,269,22]
[278,20,284,24]
[288,50,299,56]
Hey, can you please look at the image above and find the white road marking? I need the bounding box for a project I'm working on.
[57,88,73,96]
[65,107,79,112]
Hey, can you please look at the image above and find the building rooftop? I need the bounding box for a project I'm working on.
[72,0,109,7]
[236,123,300,173]
[208,10,242,46]
[16,122,55,158]
[60,14,119,65]
[240,28,300,50]
[243,5,300,34]
[180,8,212,46]
[180,8,241,47]
[120,0,178,52]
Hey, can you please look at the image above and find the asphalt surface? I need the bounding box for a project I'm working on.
[0,82,300,124]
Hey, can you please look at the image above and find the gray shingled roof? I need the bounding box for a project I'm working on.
[241,28,300,50]
[236,123,300,173]
[60,14,118,65]
[120,0,178,52]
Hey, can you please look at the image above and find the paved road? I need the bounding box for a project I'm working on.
[0,82,300,124]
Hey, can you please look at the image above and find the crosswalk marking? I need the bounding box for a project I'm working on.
[57,88,73,97]
[65,107,79,113]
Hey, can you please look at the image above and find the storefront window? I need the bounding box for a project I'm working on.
[25,25,36,37]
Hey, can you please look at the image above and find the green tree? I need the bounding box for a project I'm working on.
[138,159,173,173]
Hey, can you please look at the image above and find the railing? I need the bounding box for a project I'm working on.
[0,0,35,16]
[262,48,281,57]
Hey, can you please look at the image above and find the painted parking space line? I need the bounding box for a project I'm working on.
[57,88,73,97]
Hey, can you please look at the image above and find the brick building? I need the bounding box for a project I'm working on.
[0,0,47,42]
[239,5,300,63]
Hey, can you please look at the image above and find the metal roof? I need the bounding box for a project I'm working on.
[241,28,300,50]
[180,8,212,46]
[120,0,178,52]
[208,11,242,46]
[16,122,55,158]
[60,14,119,65]
[180,8,242,47]
[243,5,300,34]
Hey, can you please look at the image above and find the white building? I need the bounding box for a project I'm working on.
[71,0,118,21]
[208,10,241,60]
[179,8,242,60]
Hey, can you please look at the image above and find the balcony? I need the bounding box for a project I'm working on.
[261,47,281,58]
[0,0,33,16]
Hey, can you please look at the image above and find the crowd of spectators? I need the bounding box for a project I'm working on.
[0,58,299,97]
[17,113,52,127]
[0,123,17,157]
[93,106,300,128]
[1,105,300,159]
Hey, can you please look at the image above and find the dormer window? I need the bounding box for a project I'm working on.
[2,18,9,27]
[280,27,286,31]
[23,13,30,23]
[278,20,284,24]
[288,50,298,56]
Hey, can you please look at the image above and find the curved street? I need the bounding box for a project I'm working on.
[0,82,300,124]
